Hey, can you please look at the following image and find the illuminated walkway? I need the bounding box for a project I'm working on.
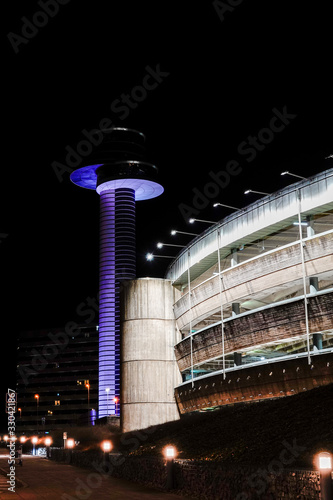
[0,450,187,500]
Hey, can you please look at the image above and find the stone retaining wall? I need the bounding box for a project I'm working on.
[49,449,324,499]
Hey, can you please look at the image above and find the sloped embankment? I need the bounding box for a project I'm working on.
[115,384,333,467]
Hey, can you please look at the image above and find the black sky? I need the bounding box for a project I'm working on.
[1,0,332,430]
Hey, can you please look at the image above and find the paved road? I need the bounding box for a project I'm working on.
[0,450,192,499]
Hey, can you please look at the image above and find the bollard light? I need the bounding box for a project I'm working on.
[101,440,112,453]
[45,437,52,447]
[31,436,38,456]
[319,452,332,470]
[45,436,52,458]
[67,438,75,449]
[164,446,177,460]
[66,438,75,464]
[163,446,177,490]
[317,451,333,500]
[101,440,112,465]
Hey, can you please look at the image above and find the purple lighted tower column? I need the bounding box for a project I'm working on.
[70,128,164,418]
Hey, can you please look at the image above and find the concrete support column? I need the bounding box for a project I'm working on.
[309,276,319,294]
[313,333,323,351]
[231,249,240,316]
[231,248,238,267]
[234,352,242,366]
[307,216,319,295]
[306,215,315,237]
[121,278,182,432]
[232,303,240,317]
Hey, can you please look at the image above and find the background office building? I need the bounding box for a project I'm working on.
[16,325,98,433]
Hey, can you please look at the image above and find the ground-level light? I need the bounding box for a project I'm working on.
[317,451,332,500]
[163,446,177,490]
[45,437,52,447]
[101,440,112,453]
[67,438,75,449]
[164,445,177,460]
[31,436,38,456]
[319,452,332,470]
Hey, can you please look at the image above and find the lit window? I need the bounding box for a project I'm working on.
[54,400,60,406]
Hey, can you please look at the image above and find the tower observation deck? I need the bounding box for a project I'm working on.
[70,128,164,418]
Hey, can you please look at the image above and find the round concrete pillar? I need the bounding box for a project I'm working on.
[120,278,182,432]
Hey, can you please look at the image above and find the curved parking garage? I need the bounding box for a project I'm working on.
[165,168,333,413]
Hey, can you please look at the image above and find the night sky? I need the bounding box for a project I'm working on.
[1,0,332,431]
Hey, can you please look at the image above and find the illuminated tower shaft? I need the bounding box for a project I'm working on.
[99,188,135,415]
[70,128,163,419]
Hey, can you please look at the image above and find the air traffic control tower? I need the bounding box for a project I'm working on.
[70,128,164,420]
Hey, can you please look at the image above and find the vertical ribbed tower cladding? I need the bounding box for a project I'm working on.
[70,128,164,418]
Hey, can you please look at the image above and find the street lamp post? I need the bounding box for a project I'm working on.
[189,218,216,224]
[113,397,119,415]
[157,242,185,249]
[34,394,39,434]
[213,202,242,210]
[19,436,26,463]
[31,436,38,456]
[281,171,306,180]
[170,229,198,236]
[85,384,90,425]
[146,253,174,261]
[244,189,270,196]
